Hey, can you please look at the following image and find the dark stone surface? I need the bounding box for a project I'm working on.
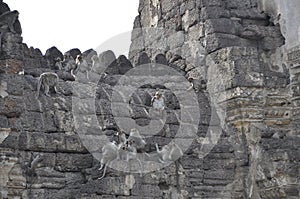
[0,1,9,15]
[65,48,81,59]
[44,46,64,70]
[136,52,151,66]
[117,55,133,75]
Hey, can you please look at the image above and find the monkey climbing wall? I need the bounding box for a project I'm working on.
[0,0,300,199]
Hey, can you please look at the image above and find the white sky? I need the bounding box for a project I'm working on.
[5,0,139,55]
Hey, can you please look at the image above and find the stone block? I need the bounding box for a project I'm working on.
[0,74,24,96]
[206,33,257,53]
[0,97,23,117]
[182,9,199,31]
[205,18,241,35]
[21,112,44,132]
[230,8,267,20]
[131,184,163,197]
[55,110,75,132]
[225,0,252,9]
[200,7,230,20]
[0,115,8,128]
[0,59,23,74]
[0,129,19,149]
[167,31,185,49]
[82,177,130,196]
[202,0,225,7]
[42,111,58,132]
[65,135,88,153]
[55,153,93,172]
[161,0,177,14]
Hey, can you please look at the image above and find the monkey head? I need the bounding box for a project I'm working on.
[154,91,162,98]
[76,54,83,61]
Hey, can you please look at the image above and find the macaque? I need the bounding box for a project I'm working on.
[125,140,143,175]
[54,57,63,70]
[151,91,165,115]
[91,54,107,78]
[62,53,77,77]
[98,141,118,180]
[128,128,146,151]
[76,54,90,79]
[117,130,127,145]
[36,72,59,98]
[156,141,183,192]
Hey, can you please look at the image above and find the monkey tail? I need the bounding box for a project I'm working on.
[155,143,160,152]
[98,163,108,180]
[175,159,181,193]
[36,76,42,98]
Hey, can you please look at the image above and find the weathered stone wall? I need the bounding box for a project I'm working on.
[129,0,300,198]
[0,0,299,199]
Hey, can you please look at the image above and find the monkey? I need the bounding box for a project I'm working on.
[91,54,101,73]
[187,76,198,92]
[62,53,77,78]
[91,54,107,78]
[75,54,90,79]
[54,57,63,70]
[168,141,183,161]
[187,71,206,92]
[156,140,183,192]
[91,54,100,67]
[75,54,89,70]
[128,128,146,151]
[125,139,143,176]
[151,91,165,116]
[0,10,19,33]
[116,130,128,160]
[98,141,119,180]
[187,77,207,92]
[156,140,183,162]
[155,143,171,163]
[36,72,59,98]
[117,130,127,145]
[117,141,128,161]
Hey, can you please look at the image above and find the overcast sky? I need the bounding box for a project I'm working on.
[5,0,139,55]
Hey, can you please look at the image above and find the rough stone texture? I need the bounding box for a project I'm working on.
[0,0,300,199]
[128,0,300,198]
[44,46,63,70]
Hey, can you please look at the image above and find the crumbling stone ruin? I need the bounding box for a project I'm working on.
[0,0,300,198]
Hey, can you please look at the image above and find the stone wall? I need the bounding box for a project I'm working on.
[129,0,300,198]
[0,0,299,199]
